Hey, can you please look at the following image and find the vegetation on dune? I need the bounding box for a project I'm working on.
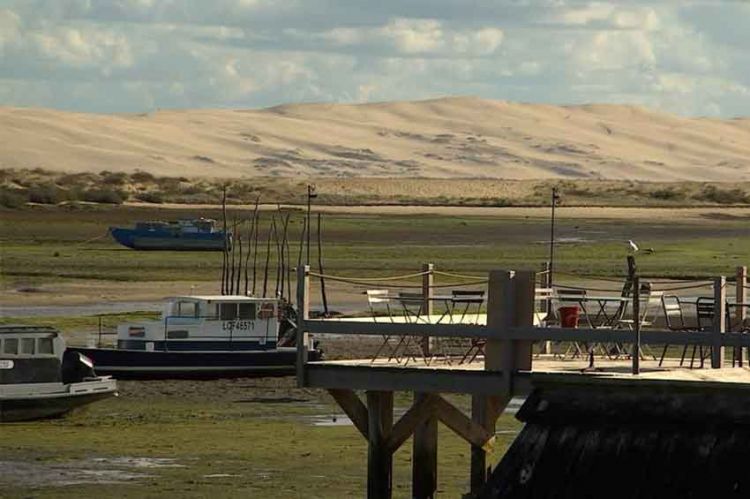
[2,167,750,208]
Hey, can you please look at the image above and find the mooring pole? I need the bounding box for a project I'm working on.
[296,265,310,386]
[632,276,641,375]
[547,187,559,290]
[306,184,316,265]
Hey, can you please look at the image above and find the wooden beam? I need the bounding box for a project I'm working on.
[385,393,438,453]
[484,270,513,373]
[305,320,486,339]
[712,276,726,369]
[412,392,438,499]
[306,364,510,395]
[296,265,310,386]
[367,391,393,499]
[511,270,535,371]
[736,266,747,366]
[421,263,434,356]
[328,389,368,440]
[434,396,495,451]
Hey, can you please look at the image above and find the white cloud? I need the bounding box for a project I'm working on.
[0,0,747,117]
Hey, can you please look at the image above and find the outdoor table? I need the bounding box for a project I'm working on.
[431,294,485,324]
[558,295,630,329]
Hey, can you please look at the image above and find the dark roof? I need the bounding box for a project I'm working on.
[481,376,750,499]
[0,325,59,335]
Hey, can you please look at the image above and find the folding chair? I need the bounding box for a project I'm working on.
[367,290,397,362]
[393,292,428,364]
[616,290,663,360]
[692,297,716,368]
[658,294,695,366]
[450,290,486,364]
[554,289,587,358]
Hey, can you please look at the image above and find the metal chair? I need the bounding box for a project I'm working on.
[553,289,587,358]
[690,297,716,368]
[615,291,663,360]
[367,290,397,362]
[658,295,694,366]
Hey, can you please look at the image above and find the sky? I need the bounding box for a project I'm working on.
[1,0,749,117]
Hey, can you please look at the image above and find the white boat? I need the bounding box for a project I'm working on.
[0,325,117,422]
[70,295,321,379]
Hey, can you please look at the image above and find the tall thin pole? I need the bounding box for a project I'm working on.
[632,275,641,375]
[252,207,260,295]
[221,186,229,295]
[306,184,317,265]
[548,187,559,289]
[317,213,329,316]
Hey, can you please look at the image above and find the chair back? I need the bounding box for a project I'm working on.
[555,288,586,301]
[367,289,390,305]
[451,290,485,300]
[696,297,715,331]
[661,294,686,330]
[639,290,663,325]
[397,292,424,304]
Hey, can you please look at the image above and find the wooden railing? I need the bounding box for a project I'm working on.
[296,265,749,378]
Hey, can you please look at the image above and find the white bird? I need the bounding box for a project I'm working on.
[628,240,639,252]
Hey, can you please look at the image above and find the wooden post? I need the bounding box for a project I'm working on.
[421,263,434,355]
[470,270,533,495]
[470,395,490,495]
[540,261,552,354]
[412,392,437,499]
[367,391,393,499]
[712,276,726,369]
[736,266,747,366]
[632,276,640,375]
[296,265,310,386]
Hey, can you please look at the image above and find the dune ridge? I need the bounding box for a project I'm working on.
[1,97,748,181]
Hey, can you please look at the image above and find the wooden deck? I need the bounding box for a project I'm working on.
[305,355,750,395]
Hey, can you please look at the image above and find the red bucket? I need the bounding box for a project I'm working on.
[558,306,580,328]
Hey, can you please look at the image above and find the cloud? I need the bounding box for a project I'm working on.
[0,0,747,117]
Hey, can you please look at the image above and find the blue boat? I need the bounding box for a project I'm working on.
[110,218,230,251]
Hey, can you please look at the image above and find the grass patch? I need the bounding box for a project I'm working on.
[1,205,748,287]
[0,379,521,498]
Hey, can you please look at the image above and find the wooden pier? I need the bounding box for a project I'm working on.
[295,265,749,498]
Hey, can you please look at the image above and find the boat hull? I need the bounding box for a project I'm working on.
[0,380,117,422]
[110,228,228,251]
[68,347,322,379]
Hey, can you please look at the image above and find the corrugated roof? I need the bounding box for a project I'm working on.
[481,378,750,498]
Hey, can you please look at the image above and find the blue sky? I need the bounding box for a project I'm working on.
[1,0,748,116]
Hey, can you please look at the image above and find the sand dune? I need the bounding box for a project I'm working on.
[1,97,748,181]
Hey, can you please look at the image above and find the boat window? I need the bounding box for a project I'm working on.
[37,338,54,355]
[177,301,197,317]
[219,303,238,320]
[21,337,35,355]
[258,303,275,320]
[238,303,256,320]
[3,338,18,355]
[167,330,189,339]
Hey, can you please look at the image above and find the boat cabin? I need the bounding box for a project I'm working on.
[0,325,67,384]
[117,295,280,351]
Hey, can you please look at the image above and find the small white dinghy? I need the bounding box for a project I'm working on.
[0,325,117,422]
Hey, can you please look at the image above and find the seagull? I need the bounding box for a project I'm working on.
[628,240,639,252]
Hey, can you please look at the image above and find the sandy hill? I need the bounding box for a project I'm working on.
[1,97,748,181]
